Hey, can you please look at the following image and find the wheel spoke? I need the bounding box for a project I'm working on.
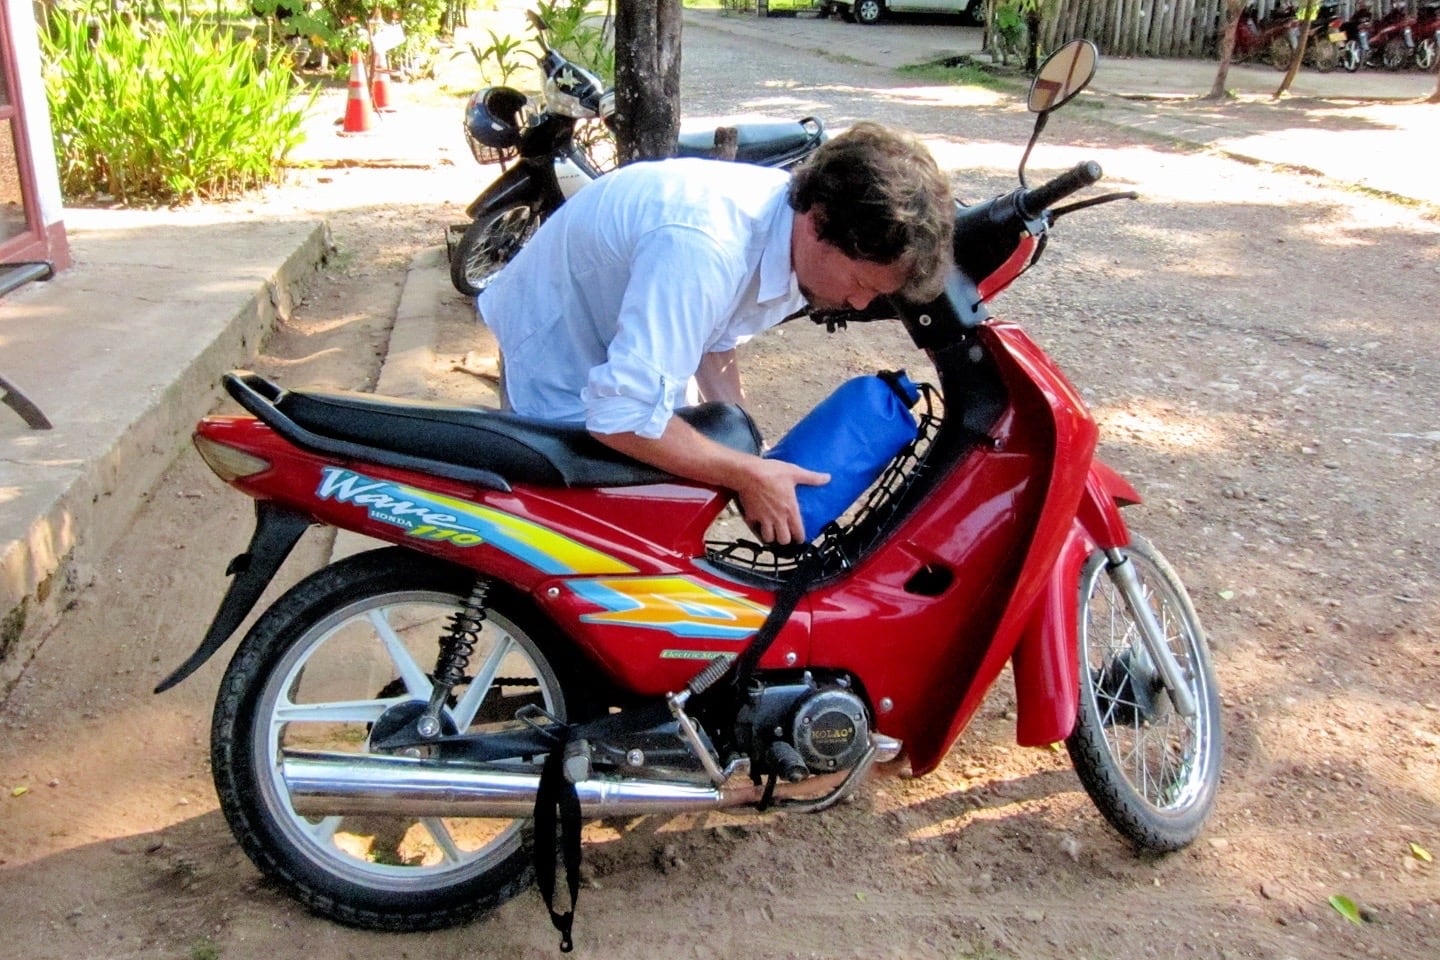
[370,606,433,697]
[449,634,515,729]
[422,818,464,864]
[302,816,343,845]
[276,698,395,724]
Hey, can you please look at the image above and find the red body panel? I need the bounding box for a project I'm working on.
[195,317,1134,778]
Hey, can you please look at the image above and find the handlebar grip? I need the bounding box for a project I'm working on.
[1019,160,1103,220]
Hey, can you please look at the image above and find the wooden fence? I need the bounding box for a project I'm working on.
[1038,0,1406,58]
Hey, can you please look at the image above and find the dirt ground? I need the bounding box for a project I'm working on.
[3,23,1440,960]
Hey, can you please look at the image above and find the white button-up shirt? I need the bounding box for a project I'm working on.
[477,158,805,438]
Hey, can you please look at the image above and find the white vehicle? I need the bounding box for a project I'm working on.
[829,0,986,26]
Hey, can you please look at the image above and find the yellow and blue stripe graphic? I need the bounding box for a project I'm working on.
[316,467,635,575]
[569,577,770,640]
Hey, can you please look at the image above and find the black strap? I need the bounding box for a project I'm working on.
[534,743,582,952]
[684,549,824,701]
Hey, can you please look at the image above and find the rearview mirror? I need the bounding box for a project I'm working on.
[1027,40,1098,114]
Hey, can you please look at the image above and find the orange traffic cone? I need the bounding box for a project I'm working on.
[371,48,394,112]
[340,49,376,135]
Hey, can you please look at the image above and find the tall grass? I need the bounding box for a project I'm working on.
[41,12,315,204]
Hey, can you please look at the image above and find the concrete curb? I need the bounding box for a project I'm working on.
[0,219,332,694]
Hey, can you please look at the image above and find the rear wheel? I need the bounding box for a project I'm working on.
[1382,36,1409,69]
[211,548,582,931]
[854,0,884,24]
[449,201,541,297]
[1267,36,1293,70]
[1066,536,1223,852]
[1309,36,1340,72]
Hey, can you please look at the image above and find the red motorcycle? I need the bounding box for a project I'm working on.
[1232,3,1301,68]
[158,41,1222,947]
[1342,1,1417,70]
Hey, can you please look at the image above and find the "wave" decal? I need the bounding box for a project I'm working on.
[316,467,635,575]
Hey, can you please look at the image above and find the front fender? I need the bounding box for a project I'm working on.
[1010,459,1139,746]
[465,160,555,219]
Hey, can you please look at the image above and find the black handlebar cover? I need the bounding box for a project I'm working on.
[1019,161,1103,220]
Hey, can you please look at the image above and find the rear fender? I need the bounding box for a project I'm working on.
[153,499,311,693]
[1010,460,1140,746]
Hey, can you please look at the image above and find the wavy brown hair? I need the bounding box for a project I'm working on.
[788,121,954,301]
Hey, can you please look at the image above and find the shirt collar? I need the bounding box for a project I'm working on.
[757,189,798,305]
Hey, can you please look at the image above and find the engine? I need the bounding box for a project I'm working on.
[738,673,871,782]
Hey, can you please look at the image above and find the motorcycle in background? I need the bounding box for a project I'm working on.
[1341,1,1416,70]
[1232,4,1302,68]
[1275,2,1345,71]
[449,11,827,297]
[159,39,1223,948]
[1415,1,1440,69]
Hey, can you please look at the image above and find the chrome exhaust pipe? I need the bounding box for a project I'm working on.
[284,752,728,818]
[282,740,895,819]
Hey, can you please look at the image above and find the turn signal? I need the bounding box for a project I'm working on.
[194,435,271,483]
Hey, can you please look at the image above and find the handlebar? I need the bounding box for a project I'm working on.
[1018,161,1103,221]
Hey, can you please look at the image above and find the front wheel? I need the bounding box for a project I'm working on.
[1066,536,1222,852]
[1341,39,1362,71]
[449,201,541,297]
[854,0,884,25]
[211,548,582,931]
[1415,37,1437,71]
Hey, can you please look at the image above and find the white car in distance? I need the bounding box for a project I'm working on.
[828,0,987,26]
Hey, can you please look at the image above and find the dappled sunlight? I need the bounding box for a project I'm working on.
[1094,400,1232,457]
[880,83,1011,109]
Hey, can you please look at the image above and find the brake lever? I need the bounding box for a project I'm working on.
[1049,191,1139,219]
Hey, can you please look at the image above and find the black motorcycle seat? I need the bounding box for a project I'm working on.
[274,388,764,489]
[676,119,822,164]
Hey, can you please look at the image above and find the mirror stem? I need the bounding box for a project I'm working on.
[1017,111,1049,188]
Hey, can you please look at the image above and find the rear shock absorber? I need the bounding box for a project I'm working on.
[416,578,491,738]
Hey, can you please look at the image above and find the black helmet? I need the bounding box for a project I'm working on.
[464,87,528,159]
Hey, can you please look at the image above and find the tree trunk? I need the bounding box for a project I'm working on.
[614,0,683,165]
[1275,5,1311,98]
[1206,0,1246,100]
[1024,10,1042,73]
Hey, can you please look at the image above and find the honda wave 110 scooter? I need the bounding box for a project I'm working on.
[161,40,1221,950]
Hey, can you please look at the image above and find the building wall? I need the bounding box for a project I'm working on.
[1,0,69,271]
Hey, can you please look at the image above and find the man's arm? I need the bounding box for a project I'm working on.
[694,349,743,404]
[592,417,827,546]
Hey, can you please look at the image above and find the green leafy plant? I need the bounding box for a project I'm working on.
[462,27,530,85]
[40,11,315,203]
[992,1,1028,65]
[458,2,615,92]
[534,0,615,83]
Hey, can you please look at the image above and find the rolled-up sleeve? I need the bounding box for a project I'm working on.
[582,226,742,438]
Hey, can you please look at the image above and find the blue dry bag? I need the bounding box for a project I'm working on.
[765,370,920,542]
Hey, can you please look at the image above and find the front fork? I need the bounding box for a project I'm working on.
[1104,548,1198,718]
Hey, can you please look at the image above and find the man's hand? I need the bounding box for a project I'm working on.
[733,456,828,546]
[591,417,828,546]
